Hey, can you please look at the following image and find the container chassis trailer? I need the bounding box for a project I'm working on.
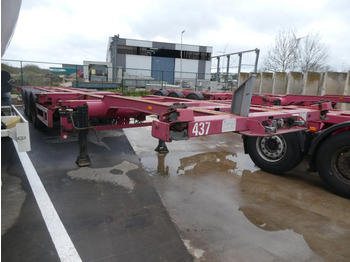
[19,76,350,198]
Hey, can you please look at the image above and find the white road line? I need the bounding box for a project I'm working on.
[13,140,82,262]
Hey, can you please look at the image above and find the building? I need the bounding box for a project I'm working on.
[82,61,113,82]
[106,35,212,86]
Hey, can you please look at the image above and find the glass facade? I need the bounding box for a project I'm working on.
[117,45,211,61]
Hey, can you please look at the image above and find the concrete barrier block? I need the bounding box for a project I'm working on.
[249,72,261,93]
[260,72,273,93]
[303,72,321,95]
[321,71,347,95]
[286,72,303,94]
[238,73,250,86]
[272,72,287,94]
[318,72,325,95]
[341,71,350,110]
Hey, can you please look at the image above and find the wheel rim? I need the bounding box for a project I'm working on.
[256,135,287,162]
[331,146,350,185]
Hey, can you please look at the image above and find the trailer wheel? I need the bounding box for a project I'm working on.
[316,131,350,198]
[22,89,30,117]
[29,93,45,128]
[29,93,37,122]
[245,132,304,174]
[186,92,204,100]
[154,89,168,96]
[168,91,184,98]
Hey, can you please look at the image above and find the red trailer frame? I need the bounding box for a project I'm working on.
[21,86,348,139]
[151,88,350,106]
[19,76,350,198]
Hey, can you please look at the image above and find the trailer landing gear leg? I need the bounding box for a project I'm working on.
[155,139,169,153]
[76,105,91,167]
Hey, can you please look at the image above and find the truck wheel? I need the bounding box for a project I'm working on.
[154,89,168,96]
[316,131,350,198]
[29,93,37,122]
[29,93,45,128]
[22,89,30,117]
[245,132,304,174]
[168,91,184,98]
[186,92,204,100]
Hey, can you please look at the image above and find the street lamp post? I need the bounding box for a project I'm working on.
[180,30,185,89]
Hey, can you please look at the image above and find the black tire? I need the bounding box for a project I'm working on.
[1,70,12,93]
[168,91,184,98]
[29,92,45,128]
[245,132,304,174]
[2,70,11,82]
[29,93,36,122]
[22,89,30,117]
[154,89,168,96]
[316,131,350,198]
[186,92,204,100]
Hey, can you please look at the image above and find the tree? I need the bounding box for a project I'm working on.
[263,29,299,72]
[263,29,330,73]
[1,63,20,74]
[297,32,329,72]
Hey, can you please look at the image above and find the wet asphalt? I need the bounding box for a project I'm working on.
[2,110,350,262]
[1,115,193,262]
[124,125,350,262]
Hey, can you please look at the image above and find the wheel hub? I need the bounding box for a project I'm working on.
[257,135,287,162]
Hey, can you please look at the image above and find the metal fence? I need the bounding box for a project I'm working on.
[2,59,227,92]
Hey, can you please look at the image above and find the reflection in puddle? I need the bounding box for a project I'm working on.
[176,151,237,175]
[154,150,259,177]
[156,153,169,176]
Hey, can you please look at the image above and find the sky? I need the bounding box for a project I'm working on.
[2,0,350,72]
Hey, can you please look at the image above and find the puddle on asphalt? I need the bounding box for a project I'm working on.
[140,150,260,178]
[175,151,260,176]
[67,161,138,191]
[183,239,205,260]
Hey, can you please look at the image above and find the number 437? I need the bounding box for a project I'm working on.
[192,122,210,136]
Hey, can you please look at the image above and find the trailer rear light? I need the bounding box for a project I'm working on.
[309,126,317,132]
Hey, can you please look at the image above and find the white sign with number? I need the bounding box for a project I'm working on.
[192,122,211,136]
